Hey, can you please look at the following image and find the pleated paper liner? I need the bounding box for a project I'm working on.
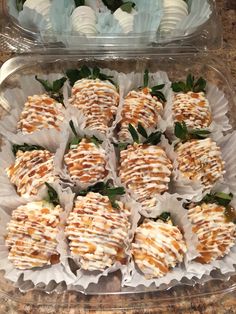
[123,194,199,288]
[171,132,236,202]
[54,120,116,191]
[56,194,139,291]
[163,82,232,142]
[0,183,77,292]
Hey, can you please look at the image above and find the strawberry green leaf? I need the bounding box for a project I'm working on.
[69,138,81,148]
[102,0,123,12]
[189,129,211,139]
[193,77,207,93]
[152,84,165,91]
[35,76,53,92]
[92,66,100,79]
[12,143,45,156]
[150,90,166,102]
[80,65,92,78]
[174,121,188,141]
[69,120,82,148]
[172,74,206,93]
[144,131,162,145]
[128,124,139,143]
[16,0,26,11]
[155,212,171,223]
[175,122,210,141]
[186,74,194,91]
[66,69,81,86]
[90,136,103,147]
[214,192,233,207]
[69,120,78,138]
[77,182,125,209]
[171,81,188,93]
[45,183,60,206]
[98,72,115,85]
[74,0,85,7]
[117,143,129,151]
[137,122,148,139]
[201,192,233,207]
[120,2,135,13]
[52,77,67,93]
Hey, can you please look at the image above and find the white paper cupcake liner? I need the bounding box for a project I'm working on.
[173,0,212,36]
[18,0,54,33]
[0,183,76,292]
[111,135,186,213]
[123,194,199,288]
[57,194,139,290]
[50,0,74,34]
[186,194,236,278]
[218,131,236,195]
[164,82,232,142]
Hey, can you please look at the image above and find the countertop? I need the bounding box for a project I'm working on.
[0,0,236,313]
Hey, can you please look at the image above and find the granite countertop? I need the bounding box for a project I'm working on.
[0,0,236,313]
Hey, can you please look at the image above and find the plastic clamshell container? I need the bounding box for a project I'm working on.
[0,51,236,310]
[0,0,222,52]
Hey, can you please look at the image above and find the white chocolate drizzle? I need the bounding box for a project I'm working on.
[119,143,172,209]
[173,92,211,129]
[69,78,119,134]
[17,94,65,134]
[176,138,225,189]
[132,219,187,279]
[188,202,236,263]
[65,192,130,271]
[6,150,56,197]
[64,138,107,185]
[118,88,163,142]
[5,201,62,269]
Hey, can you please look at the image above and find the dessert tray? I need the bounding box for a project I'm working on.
[0,53,235,305]
[1,0,221,50]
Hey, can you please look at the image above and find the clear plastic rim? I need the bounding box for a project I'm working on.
[0,277,235,307]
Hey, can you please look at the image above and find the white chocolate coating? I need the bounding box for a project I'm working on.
[6,150,55,197]
[118,88,163,142]
[69,78,119,134]
[132,219,187,279]
[64,138,107,185]
[173,92,211,129]
[65,192,130,271]
[17,94,65,134]
[188,202,236,264]
[119,143,172,209]
[176,138,225,190]
[5,201,62,269]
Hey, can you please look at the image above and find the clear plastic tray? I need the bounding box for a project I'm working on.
[0,0,222,52]
[0,51,235,310]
